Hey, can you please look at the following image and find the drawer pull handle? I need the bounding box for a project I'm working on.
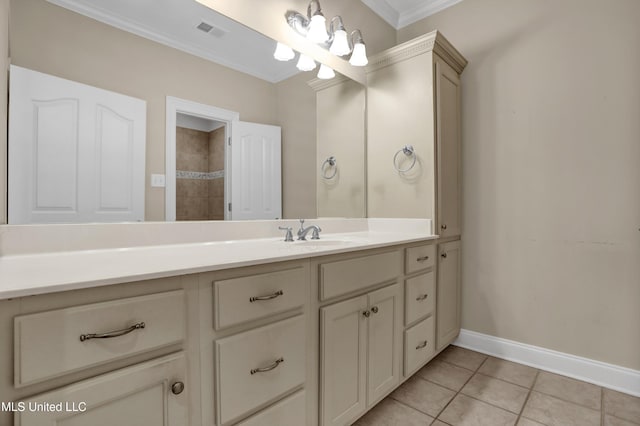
[249,290,284,303]
[416,256,430,262]
[79,322,145,342]
[416,294,429,301]
[371,306,379,314]
[250,357,284,375]
[416,340,428,350]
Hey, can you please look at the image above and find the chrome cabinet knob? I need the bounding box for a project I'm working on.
[441,253,447,259]
[371,306,379,314]
[362,310,371,318]
[171,381,185,395]
[441,224,447,230]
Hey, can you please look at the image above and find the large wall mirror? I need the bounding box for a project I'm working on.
[6,0,366,224]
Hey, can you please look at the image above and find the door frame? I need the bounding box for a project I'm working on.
[165,96,239,221]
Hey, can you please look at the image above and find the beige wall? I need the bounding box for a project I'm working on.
[0,0,7,224]
[276,72,317,219]
[10,0,278,221]
[399,0,640,370]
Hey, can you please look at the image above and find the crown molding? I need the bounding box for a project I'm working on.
[366,30,467,74]
[45,0,298,84]
[307,74,351,91]
[362,0,465,30]
[398,0,464,28]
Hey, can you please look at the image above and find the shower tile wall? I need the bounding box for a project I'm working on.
[176,126,209,220]
[208,127,225,220]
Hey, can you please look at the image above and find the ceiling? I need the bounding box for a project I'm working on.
[361,0,464,29]
[45,0,464,84]
[46,0,301,83]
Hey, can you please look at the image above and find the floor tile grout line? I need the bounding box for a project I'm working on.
[434,354,489,422]
[601,387,604,426]
[471,370,534,391]
[386,395,438,421]
[515,369,541,426]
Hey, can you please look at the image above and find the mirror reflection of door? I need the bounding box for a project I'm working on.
[175,115,226,221]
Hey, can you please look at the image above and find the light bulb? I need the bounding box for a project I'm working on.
[307,14,329,43]
[329,29,350,56]
[317,64,335,80]
[273,42,295,61]
[349,42,368,66]
[296,54,316,71]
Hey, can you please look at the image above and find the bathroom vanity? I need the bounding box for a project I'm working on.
[0,219,460,426]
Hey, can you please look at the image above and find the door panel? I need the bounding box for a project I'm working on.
[14,353,188,426]
[320,295,368,426]
[8,65,146,224]
[367,283,402,405]
[230,121,282,220]
[437,240,462,350]
[435,58,462,237]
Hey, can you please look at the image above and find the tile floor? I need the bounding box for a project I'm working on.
[355,345,640,426]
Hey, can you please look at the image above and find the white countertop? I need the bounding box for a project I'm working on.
[0,219,436,300]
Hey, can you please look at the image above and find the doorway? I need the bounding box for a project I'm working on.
[165,96,282,222]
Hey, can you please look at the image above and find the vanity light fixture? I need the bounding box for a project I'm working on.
[349,30,368,66]
[273,42,295,61]
[317,64,335,79]
[285,1,368,66]
[296,54,317,71]
[328,17,350,56]
[306,0,329,43]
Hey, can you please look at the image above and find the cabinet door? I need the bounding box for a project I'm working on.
[320,295,368,426]
[435,57,462,238]
[437,241,462,351]
[15,353,188,426]
[367,283,402,405]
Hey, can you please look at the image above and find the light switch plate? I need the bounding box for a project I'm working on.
[151,174,166,187]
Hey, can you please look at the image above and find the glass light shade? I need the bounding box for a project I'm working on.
[349,42,368,66]
[296,54,316,71]
[317,64,335,80]
[273,42,295,61]
[329,29,350,56]
[307,14,329,43]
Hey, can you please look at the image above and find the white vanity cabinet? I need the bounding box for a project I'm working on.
[199,259,311,426]
[314,249,403,426]
[0,276,194,426]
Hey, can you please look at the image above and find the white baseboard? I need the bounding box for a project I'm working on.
[453,329,640,397]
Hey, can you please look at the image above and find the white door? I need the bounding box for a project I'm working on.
[8,65,146,224]
[367,283,402,406]
[320,295,368,426]
[15,353,188,426]
[230,121,281,220]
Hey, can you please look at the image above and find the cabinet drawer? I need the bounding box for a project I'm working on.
[216,315,306,425]
[236,390,306,426]
[405,271,435,325]
[214,266,306,329]
[14,290,185,387]
[405,244,436,274]
[404,316,435,377]
[320,251,401,300]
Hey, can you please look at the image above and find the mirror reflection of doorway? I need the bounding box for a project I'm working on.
[175,115,226,221]
[166,96,282,222]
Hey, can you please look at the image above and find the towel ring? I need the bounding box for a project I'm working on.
[321,156,338,180]
[393,145,417,173]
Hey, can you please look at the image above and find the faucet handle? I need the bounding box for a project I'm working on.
[278,226,294,242]
[299,219,305,228]
[311,227,322,240]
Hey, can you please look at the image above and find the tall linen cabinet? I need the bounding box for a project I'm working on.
[366,30,467,352]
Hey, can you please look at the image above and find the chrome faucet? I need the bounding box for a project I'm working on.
[297,219,322,240]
